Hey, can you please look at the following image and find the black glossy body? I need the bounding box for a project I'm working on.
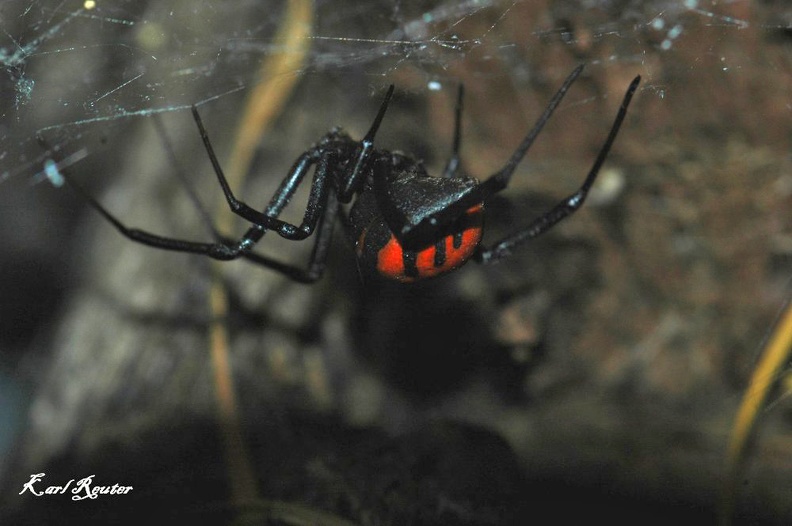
[47,66,640,283]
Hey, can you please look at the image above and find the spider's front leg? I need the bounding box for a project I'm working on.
[41,125,340,282]
[237,186,341,283]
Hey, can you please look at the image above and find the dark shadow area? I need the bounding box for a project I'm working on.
[2,411,767,526]
[352,277,502,398]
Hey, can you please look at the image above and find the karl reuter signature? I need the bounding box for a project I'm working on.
[19,473,133,501]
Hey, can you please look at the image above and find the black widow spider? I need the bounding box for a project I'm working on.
[57,65,640,283]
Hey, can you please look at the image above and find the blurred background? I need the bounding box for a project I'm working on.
[0,0,790,524]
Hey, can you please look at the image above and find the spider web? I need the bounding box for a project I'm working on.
[0,0,782,179]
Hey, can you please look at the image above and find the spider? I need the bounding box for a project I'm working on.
[55,65,640,283]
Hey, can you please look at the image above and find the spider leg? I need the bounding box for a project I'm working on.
[238,189,340,283]
[442,84,464,178]
[151,113,220,239]
[60,160,342,283]
[382,66,588,246]
[338,85,395,200]
[192,106,331,241]
[32,135,236,259]
[189,84,393,247]
[472,64,587,201]
[67,150,339,281]
[474,74,641,264]
[59,173,253,261]
[46,133,337,268]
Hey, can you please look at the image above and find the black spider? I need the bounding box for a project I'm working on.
[51,65,640,283]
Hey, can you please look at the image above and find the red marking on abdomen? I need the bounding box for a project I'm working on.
[376,236,407,278]
[377,204,483,282]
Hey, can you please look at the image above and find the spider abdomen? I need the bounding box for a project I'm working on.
[355,204,483,282]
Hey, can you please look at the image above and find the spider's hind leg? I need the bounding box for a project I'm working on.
[384,67,586,248]
[474,72,641,264]
[442,84,464,179]
[475,64,585,200]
